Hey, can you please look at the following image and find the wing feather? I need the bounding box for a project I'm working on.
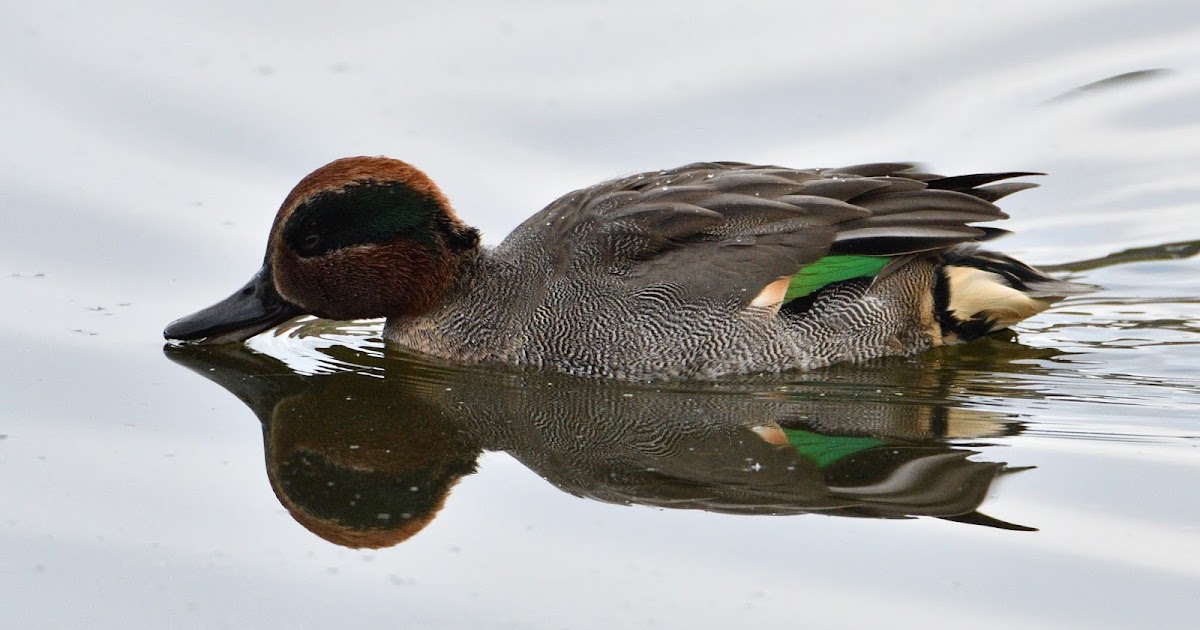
[498,162,1036,307]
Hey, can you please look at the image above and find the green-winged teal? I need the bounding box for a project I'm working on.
[165,156,1093,379]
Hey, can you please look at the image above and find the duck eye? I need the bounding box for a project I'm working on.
[302,233,321,251]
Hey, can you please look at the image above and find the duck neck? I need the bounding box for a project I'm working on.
[436,245,493,308]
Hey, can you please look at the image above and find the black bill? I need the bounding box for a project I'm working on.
[164,266,303,344]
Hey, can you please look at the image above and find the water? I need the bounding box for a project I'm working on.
[3,1,1199,628]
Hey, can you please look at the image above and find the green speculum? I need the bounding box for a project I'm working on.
[782,429,888,469]
[785,255,892,301]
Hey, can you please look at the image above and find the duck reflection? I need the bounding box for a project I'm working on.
[166,336,1038,548]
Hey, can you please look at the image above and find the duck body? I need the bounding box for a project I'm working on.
[165,157,1094,380]
[388,220,945,379]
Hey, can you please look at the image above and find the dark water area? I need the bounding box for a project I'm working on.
[3,1,1200,628]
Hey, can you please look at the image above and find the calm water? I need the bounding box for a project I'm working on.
[3,2,1200,628]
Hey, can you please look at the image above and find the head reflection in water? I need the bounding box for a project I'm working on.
[265,387,479,548]
[166,336,1039,549]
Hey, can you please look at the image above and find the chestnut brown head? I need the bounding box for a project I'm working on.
[165,156,480,344]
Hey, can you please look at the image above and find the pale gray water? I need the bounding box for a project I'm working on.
[2,2,1199,628]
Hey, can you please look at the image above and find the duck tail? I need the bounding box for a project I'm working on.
[934,247,1097,342]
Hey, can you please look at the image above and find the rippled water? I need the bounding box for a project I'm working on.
[3,2,1200,628]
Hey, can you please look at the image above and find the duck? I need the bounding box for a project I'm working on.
[164,156,1094,379]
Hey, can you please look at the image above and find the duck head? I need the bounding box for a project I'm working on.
[164,156,480,344]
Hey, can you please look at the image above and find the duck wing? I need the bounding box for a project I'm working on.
[504,162,1037,308]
